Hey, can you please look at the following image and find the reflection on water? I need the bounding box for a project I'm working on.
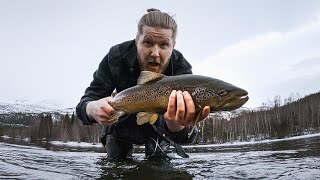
[97,157,193,179]
[1,135,320,179]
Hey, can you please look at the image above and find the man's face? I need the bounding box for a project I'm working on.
[136,26,175,73]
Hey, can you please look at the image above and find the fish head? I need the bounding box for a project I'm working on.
[204,79,249,111]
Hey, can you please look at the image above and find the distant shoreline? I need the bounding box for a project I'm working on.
[2,133,320,149]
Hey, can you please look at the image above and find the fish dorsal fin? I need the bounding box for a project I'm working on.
[137,71,165,85]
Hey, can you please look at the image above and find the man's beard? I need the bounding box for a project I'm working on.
[137,54,169,74]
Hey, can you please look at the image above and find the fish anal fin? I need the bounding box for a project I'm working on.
[137,71,165,85]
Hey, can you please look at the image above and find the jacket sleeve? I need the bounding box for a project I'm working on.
[76,54,116,125]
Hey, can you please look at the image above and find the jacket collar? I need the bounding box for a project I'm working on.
[122,40,139,70]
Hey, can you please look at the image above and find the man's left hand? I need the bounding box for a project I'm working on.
[163,90,210,133]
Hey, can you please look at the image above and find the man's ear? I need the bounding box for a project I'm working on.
[135,33,139,44]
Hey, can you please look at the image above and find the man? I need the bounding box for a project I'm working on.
[76,8,210,160]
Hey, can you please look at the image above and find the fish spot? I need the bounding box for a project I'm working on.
[193,87,208,102]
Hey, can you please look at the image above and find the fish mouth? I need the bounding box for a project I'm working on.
[219,91,249,111]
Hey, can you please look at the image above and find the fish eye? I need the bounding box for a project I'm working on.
[218,90,227,96]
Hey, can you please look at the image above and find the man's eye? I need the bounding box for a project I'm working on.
[143,41,152,47]
[161,43,169,48]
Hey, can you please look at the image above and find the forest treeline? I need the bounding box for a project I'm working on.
[1,91,320,144]
[0,113,103,144]
[196,91,320,143]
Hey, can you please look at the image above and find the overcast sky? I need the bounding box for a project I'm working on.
[1,0,320,108]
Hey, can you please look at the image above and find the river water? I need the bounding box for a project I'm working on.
[1,135,320,179]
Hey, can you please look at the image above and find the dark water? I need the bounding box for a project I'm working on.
[1,135,320,179]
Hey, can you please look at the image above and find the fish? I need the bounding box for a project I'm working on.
[108,71,249,136]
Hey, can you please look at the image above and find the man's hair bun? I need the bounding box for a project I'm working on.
[147,8,161,13]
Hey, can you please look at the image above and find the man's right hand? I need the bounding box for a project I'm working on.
[86,97,117,126]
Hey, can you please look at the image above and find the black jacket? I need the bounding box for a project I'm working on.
[76,40,197,145]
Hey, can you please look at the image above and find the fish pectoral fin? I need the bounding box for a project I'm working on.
[188,110,202,138]
[136,112,159,125]
[137,71,165,85]
[136,112,152,125]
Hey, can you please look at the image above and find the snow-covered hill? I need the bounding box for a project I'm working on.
[210,107,251,120]
[0,99,75,114]
[0,99,252,120]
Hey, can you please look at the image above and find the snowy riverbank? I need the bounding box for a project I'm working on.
[2,133,320,149]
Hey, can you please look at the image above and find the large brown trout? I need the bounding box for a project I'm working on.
[109,71,249,135]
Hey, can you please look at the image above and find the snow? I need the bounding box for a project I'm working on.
[49,141,104,148]
[1,135,10,139]
[29,133,320,149]
[1,136,31,142]
[0,99,74,114]
[183,133,320,148]
[210,107,250,120]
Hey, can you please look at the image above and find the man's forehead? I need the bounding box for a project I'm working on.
[142,26,173,40]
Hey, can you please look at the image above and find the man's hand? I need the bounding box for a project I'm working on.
[86,97,117,126]
[163,90,210,133]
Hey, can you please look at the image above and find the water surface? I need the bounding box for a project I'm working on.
[1,135,320,179]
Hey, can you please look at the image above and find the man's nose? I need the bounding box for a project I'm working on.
[151,45,160,57]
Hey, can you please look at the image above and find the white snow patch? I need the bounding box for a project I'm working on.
[33,133,320,149]
[49,141,104,148]
[183,133,320,148]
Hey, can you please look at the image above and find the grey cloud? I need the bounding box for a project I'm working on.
[289,57,320,71]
